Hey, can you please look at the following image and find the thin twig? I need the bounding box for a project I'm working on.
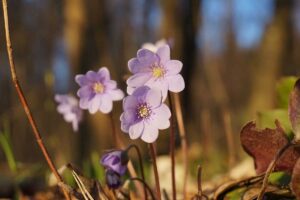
[257,142,292,200]
[1,1,70,199]
[109,112,119,147]
[126,144,147,199]
[222,109,236,168]
[173,93,188,199]
[197,165,203,197]
[168,92,176,200]
[149,143,161,200]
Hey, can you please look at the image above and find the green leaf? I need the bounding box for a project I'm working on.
[268,171,291,186]
[276,76,297,109]
[257,109,293,139]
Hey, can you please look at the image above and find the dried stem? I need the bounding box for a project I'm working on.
[1,1,70,199]
[109,112,120,147]
[222,109,236,168]
[126,144,147,199]
[173,93,188,198]
[149,143,161,200]
[129,177,156,200]
[168,93,176,200]
[257,142,292,200]
[197,165,203,197]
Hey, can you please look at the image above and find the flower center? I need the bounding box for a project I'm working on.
[151,65,165,78]
[93,82,104,93]
[136,103,151,119]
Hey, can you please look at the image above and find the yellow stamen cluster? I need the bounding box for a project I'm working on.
[152,65,165,78]
[137,104,151,119]
[93,82,104,93]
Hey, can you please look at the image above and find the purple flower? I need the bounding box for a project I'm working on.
[101,150,128,175]
[127,45,185,100]
[75,67,124,114]
[105,169,122,189]
[120,86,171,143]
[55,94,83,132]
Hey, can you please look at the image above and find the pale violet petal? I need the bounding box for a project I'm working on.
[108,89,124,101]
[165,60,183,75]
[123,96,138,110]
[167,75,185,93]
[152,104,171,129]
[129,122,144,140]
[146,88,162,108]
[99,95,113,113]
[141,124,159,143]
[88,95,101,114]
[156,45,170,64]
[126,73,151,87]
[98,67,110,81]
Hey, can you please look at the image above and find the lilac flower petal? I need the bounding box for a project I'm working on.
[98,67,110,81]
[87,71,100,81]
[145,79,168,101]
[137,49,158,64]
[128,58,142,73]
[99,95,113,113]
[141,124,159,143]
[127,73,151,87]
[152,104,171,129]
[108,89,124,101]
[129,122,144,139]
[132,86,150,100]
[165,60,183,75]
[123,96,138,110]
[79,98,90,109]
[77,86,92,97]
[127,86,135,95]
[146,88,162,108]
[75,75,90,86]
[167,75,185,92]
[105,80,117,89]
[156,45,170,64]
[88,95,102,114]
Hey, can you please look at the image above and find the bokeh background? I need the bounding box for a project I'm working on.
[0,0,300,182]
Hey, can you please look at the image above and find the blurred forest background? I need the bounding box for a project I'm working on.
[0,0,300,180]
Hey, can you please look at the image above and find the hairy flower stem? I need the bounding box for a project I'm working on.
[197,165,203,197]
[129,177,156,200]
[173,93,188,198]
[109,112,120,147]
[168,93,176,200]
[1,1,70,199]
[257,142,292,200]
[126,144,147,199]
[149,143,161,200]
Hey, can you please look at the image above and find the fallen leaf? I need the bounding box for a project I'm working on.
[240,121,300,174]
[289,78,300,141]
[291,158,300,199]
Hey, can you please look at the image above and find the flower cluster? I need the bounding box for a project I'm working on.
[120,43,185,143]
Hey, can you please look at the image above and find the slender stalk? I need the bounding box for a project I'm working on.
[126,144,147,199]
[149,143,161,200]
[129,177,156,200]
[1,1,70,199]
[257,142,292,200]
[168,93,176,200]
[222,109,236,168]
[109,112,119,147]
[197,165,202,197]
[173,93,188,198]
